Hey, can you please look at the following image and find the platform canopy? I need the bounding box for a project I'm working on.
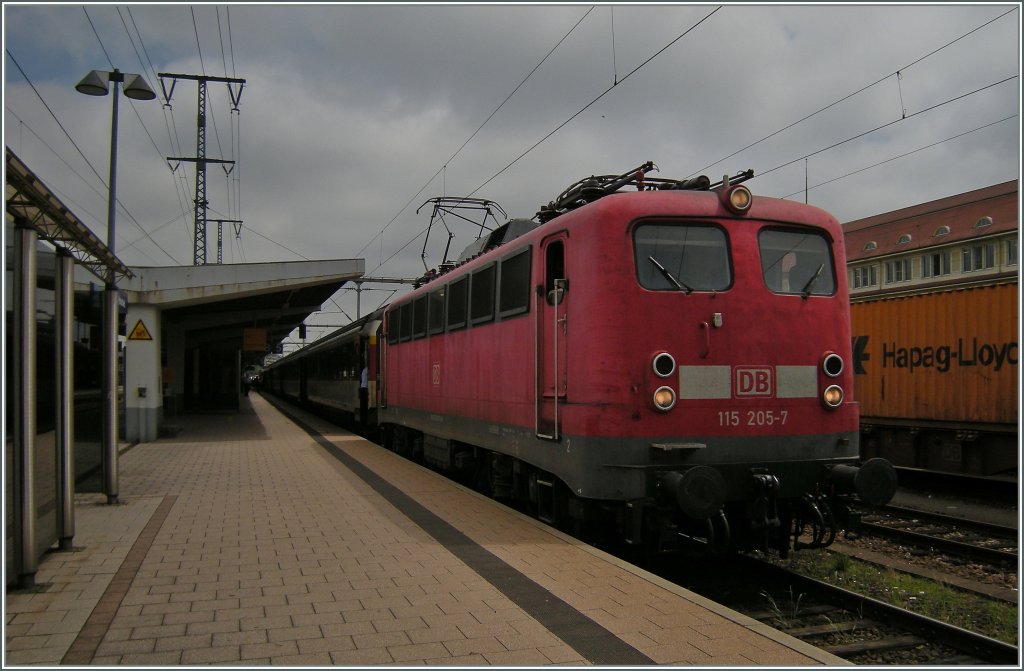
[6,148,131,282]
[121,259,365,353]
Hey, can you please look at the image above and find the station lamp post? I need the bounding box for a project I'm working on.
[75,69,156,504]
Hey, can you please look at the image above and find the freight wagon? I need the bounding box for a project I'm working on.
[853,281,1018,478]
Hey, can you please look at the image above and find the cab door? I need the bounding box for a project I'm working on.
[536,235,568,439]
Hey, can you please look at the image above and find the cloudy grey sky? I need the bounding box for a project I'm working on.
[4,3,1020,349]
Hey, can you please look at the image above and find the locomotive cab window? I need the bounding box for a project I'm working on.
[634,223,731,292]
[759,228,836,296]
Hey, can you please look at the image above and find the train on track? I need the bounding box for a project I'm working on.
[844,180,1018,482]
[263,162,898,557]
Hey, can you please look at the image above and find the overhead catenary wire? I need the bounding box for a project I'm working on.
[689,6,1018,178]
[466,6,723,198]
[124,6,194,237]
[6,5,1015,318]
[354,5,597,260]
[756,75,1018,180]
[368,8,1013,293]
[5,47,181,265]
[361,5,724,282]
[780,115,1018,201]
[82,7,182,263]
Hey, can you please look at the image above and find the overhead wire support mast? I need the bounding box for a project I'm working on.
[159,72,246,265]
[207,218,244,264]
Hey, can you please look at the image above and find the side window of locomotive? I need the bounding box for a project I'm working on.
[399,302,413,342]
[634,223,731,292]
[447,277,469,331]
[470,264,496,325]
[758,228,836,296]
[498,247,531,319]
[386,310,400,345]
[428,288,445,335]
[412,296,428,340]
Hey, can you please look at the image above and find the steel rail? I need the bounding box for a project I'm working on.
[749,557,1019,665]
[859,521,1017,566]
[873,504,1018,537]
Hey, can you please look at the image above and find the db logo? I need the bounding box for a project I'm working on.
[735,367,773,397]
[432,363,441,386]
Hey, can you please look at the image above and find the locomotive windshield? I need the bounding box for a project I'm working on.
[759,228,836,296]
[634,223,731,292]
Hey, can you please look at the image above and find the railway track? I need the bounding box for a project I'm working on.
[859,504,1018,567]
[664,555,1018,665]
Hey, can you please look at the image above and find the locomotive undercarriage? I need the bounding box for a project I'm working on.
[620,487,861,559]
[382,423,893,558]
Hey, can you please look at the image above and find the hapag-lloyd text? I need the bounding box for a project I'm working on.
[881,337,1017,373]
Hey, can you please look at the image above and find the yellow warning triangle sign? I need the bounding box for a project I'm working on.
[127,319,153,341]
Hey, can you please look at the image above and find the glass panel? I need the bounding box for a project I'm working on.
[447,277,468,330]
[387,308,400,345]
[412,296,427,339]
[428,288,445,335]
[499,248,531,318]
[759,228,836,296]
[470,265,496,324]
[634,224,731,292]
[399,302,413,341]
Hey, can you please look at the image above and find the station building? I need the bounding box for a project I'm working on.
[5,148,363,587]
[844,180,1018,298]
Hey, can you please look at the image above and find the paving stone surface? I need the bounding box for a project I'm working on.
[4,394,842,666]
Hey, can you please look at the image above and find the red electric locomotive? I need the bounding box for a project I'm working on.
[378,162,897,556]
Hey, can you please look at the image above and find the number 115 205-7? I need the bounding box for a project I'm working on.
[718,410,789,427]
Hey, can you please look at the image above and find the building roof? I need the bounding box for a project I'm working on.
[843,180,1018,262]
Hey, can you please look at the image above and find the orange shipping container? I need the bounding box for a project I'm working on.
[850,282,1018,429]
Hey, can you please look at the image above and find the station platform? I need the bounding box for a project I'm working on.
[5,394,845,666]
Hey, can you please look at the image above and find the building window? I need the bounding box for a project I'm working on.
[884,258,910,284]
[962,243,995,272]
[921,250,951,279]
[863,241,877,252]
[897,234,912,245]
[852,265,878,289]
[1006,239,1018,266]
[933,225,950,237]
[975,216,993,229]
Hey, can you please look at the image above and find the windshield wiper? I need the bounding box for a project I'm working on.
[648,256,692,294]
[801,264,825,298]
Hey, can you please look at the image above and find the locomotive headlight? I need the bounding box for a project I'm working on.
[722,185,753,215]
[653,386,677,411]
[652,352,676,378]
[822,352,844,378]
[822,385,844,408]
